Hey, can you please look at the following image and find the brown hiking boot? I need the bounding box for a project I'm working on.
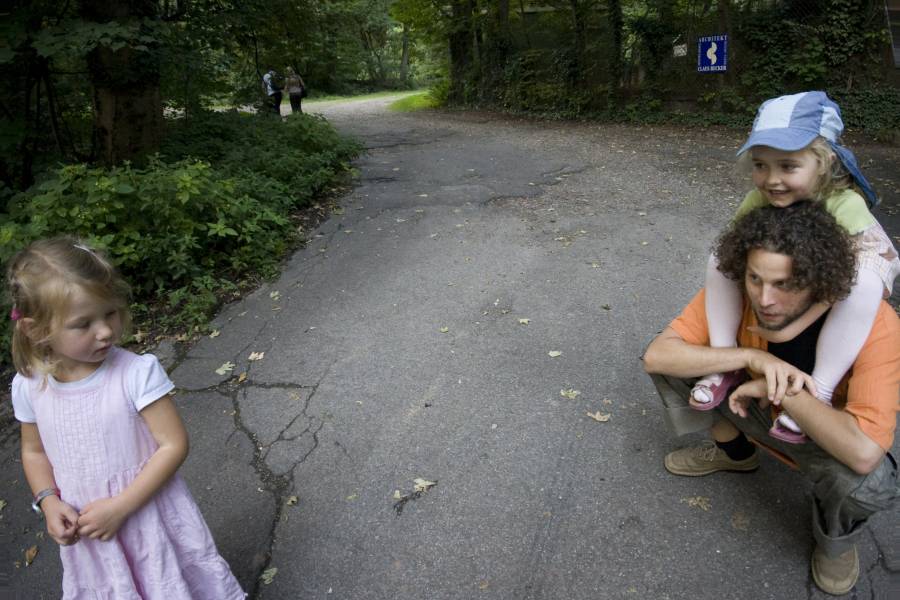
[664,441,759,476]
[812,544,858,595]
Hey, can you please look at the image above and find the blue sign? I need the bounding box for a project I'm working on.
[697,35,727,72]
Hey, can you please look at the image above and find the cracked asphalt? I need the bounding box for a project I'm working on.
[2,93,899,599]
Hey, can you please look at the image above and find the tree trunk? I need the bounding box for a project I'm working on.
[482,0,510,101]
[80,0,162,167]
[400,24,410,85]
[448,0,475,103]
[717,0,733,86]
[607,0,624,102]
[569,0,586,86]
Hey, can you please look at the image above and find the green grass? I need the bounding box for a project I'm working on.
[304,89,425,104]
[387,92,438,112]
[208,90,426,112]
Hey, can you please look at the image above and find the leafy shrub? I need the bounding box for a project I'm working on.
[163,110,361,210]
[831,86,900,141]
[1,111,360,366]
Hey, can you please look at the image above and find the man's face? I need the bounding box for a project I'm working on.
[745,248,814,331]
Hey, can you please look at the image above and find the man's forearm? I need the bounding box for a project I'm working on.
[643,328,761,378]
[781,390,884,474]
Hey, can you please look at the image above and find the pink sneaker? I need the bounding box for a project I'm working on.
[769,413,808,444]
[689,370,747,411]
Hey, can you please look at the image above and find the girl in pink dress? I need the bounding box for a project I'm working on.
[8,237,245,599]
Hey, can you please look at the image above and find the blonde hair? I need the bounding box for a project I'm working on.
[737,136,853,202]
[7,237,131,378]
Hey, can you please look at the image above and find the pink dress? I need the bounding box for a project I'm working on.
[12,347,245,599]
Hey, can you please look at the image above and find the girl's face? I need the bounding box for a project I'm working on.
[750,146,822,207]
[49,286,122,381]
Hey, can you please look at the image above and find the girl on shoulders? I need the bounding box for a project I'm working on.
[690,91,900,443]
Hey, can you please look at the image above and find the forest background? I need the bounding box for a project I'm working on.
[1,0,898,368]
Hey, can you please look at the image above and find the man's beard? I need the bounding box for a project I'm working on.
[752,299,814,331]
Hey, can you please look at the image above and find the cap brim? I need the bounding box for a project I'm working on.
[736,129,819,156]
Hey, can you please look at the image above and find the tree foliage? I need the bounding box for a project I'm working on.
[0,0,423,195]
[392,0,897,132]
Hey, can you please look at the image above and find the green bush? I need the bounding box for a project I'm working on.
[831,86,900,141]
[1,111,361,366]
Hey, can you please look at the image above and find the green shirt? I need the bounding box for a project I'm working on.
[734,189,875,235]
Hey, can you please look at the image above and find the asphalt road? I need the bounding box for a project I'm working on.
[2,94,898,599]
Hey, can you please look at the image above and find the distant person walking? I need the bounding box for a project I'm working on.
[262,69,283,116]
[285,67,307,114]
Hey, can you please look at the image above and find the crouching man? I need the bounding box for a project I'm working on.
[643,201,899,595]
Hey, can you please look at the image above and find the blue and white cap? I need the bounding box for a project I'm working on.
[737,91,878,207]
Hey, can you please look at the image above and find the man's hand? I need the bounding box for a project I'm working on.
[41,495,80,546]
[745,350,817,404]
[78,496,130,541]
[728,378,770,418]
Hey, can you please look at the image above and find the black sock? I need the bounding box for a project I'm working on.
[715,433,756,461]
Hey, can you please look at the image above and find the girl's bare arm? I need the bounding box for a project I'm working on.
[77,395,188,540]
[21,424,80,545]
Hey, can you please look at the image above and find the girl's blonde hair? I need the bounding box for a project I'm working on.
[7,237,131,378]
[738,136,853,202]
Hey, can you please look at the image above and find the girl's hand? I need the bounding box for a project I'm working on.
[728,378,769,418]
[77,496,130,541]
[41,496,80,546]
[745,351,816,404]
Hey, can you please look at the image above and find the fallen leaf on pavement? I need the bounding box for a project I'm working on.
[269,291,281,300]
[586,411,610,422]
[548,350,562,358]
[260,567,278,584]
[681,496,712,511]
[560,389,581,399]
[215,361,235,375]
[414,478,437,493]
[237,372,248,383]
[209,329,221,338]
[731,511,750,531]
[248,352,265,361]
[25,545,38,566]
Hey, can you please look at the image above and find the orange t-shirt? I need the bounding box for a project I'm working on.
[669,289,900,450]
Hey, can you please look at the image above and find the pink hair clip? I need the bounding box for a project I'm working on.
[10,307,22,321]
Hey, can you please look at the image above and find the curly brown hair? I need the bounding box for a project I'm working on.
[714,201,856,304]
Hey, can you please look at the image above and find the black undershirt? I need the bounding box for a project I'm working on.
[765,309,830,374]
[716,310,831,462]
